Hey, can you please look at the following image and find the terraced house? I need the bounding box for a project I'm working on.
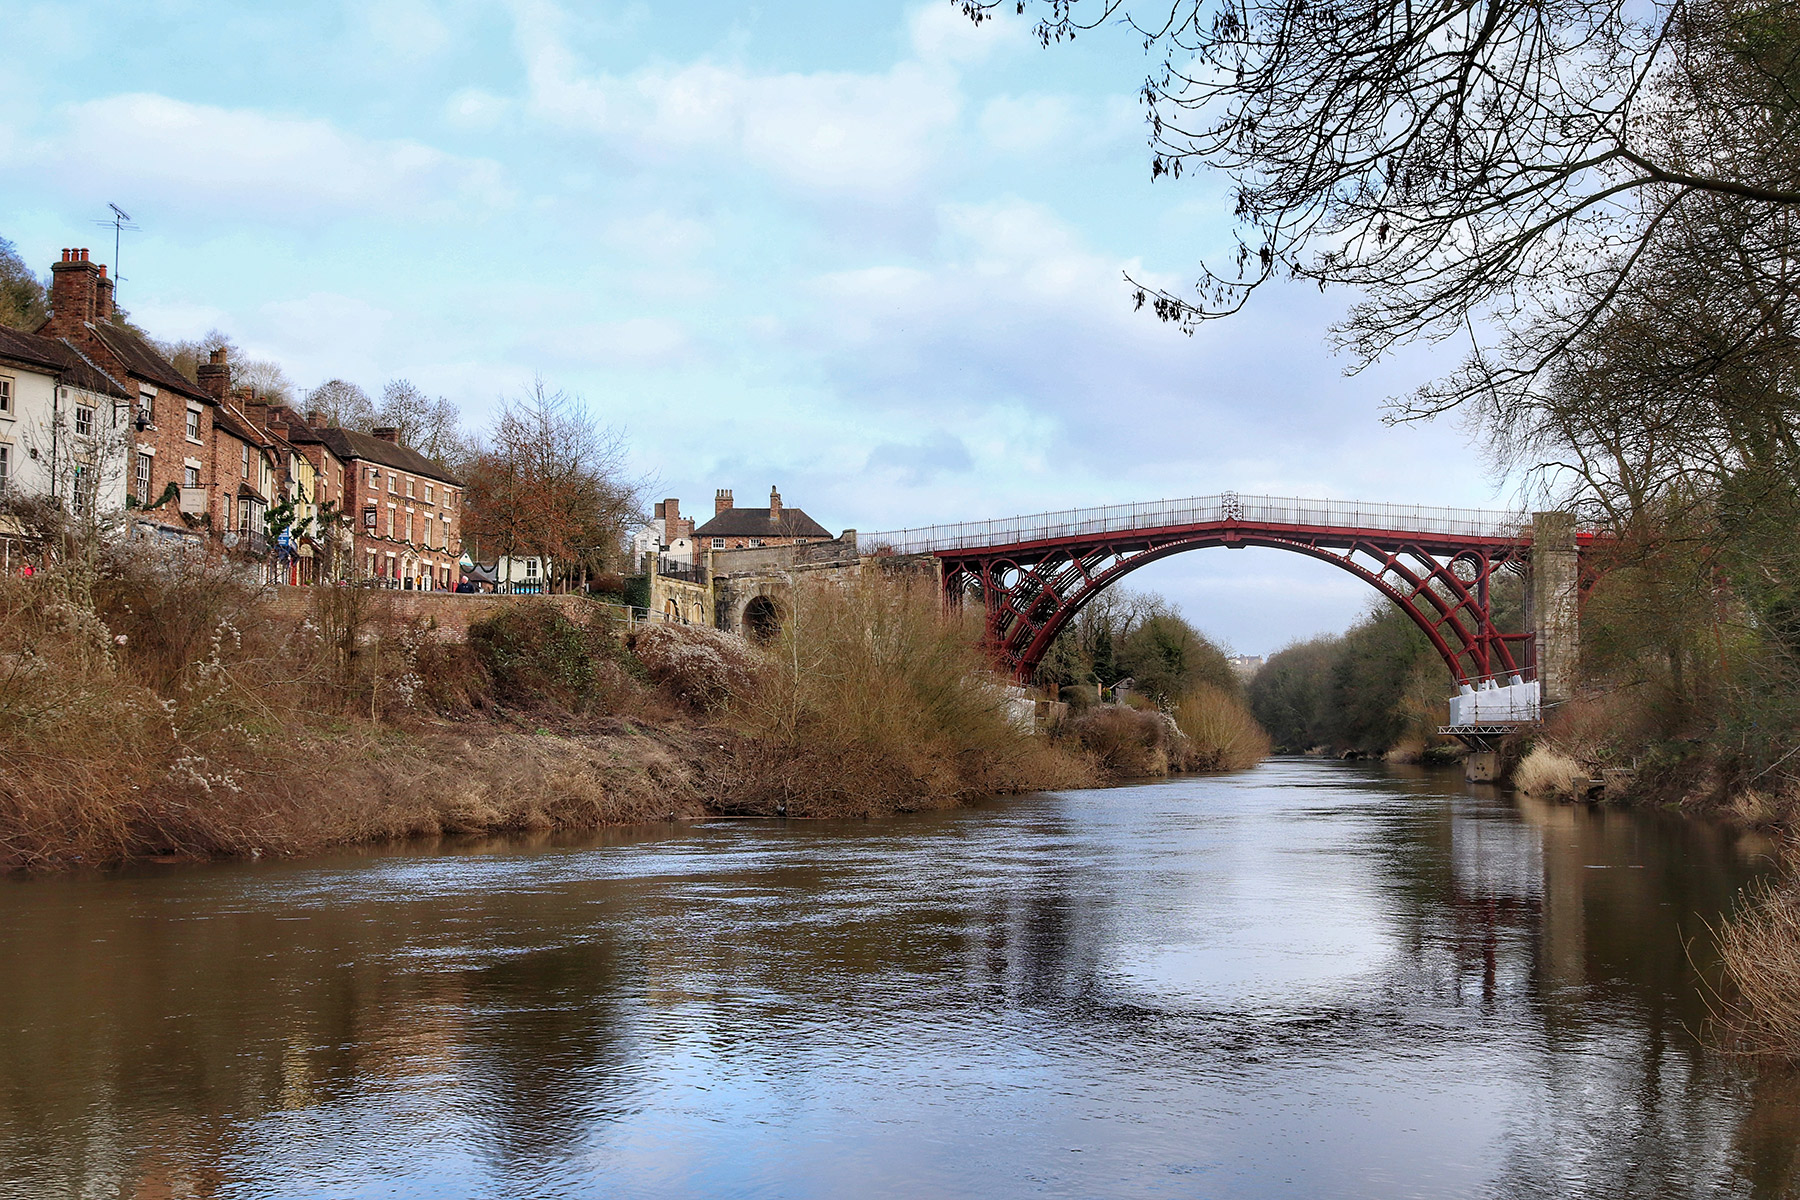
[317,424,463,589]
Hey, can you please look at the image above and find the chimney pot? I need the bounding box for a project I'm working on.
[79,248,88,262]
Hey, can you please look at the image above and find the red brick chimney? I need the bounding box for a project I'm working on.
[44,249,105,337]
[95,265,114,323]
[305,409,325,428]
[196,347,231,402]
[768,486,782,521]
[714,488,733,516]
[372,427,400,444]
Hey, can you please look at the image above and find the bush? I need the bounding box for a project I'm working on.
[1715,876,1800,1059]
[732,574,1091,807]
[630,622,766,711]
[1170,684,1271,771]
[467,602,623,712]
[1067,705,1175,776]
[1513,744,1592,799]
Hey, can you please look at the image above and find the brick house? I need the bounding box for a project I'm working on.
[36,248,220,542]
[313,425,463,589]
[690,487,831,551]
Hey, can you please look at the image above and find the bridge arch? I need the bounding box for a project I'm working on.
[888,494,1540,686]
[969,533,1528,685]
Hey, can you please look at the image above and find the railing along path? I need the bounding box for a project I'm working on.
[863,492,1528,555]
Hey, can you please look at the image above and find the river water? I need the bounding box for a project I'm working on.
[2,759,1796,1199]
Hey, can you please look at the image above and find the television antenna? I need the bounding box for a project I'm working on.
[92,203,140,295]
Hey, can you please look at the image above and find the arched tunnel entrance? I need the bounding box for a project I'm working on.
[743,595,784,644]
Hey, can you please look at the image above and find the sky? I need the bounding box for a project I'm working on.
[0,0,1518,654]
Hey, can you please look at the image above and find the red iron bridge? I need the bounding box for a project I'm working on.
[864,492,1590,697]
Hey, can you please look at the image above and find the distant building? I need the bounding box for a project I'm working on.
[690,487,831,551]
[1227,654,1264,681]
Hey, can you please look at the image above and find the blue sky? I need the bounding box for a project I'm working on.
[0,0,1511,654]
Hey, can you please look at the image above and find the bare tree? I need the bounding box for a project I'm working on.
[967,0,1800,413]
[377,379,468,468]
[304,380,377,431]
[461,378,641,590]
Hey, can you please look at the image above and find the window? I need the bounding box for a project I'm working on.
[711,537,725,549]
[367,467,378,486]
[138,387,155,422]
[69,466,88,517]
[241,444,250,476]
[0,376,12,414]
[184,465,200,488]
[0,446,9,491]
[424,484,433,505]
[388,473,397,494]
[405,477,414,498]
[365,552,376,578]
[386,509,394,537]
[186,408,200,441]
[135,454,151,505]
[405,515,414,543]
[525,558,539,578]
[75,405,93,437]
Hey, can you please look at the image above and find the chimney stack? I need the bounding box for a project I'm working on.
[768,486,782,521]
[95,264,114,322]
[715,488,733,516]
[372,427,400,444]
[196,346,231,402]
[44,248,105,337]
[306,409,325,428]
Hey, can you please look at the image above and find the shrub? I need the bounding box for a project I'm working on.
[1513,744,1592,799]
[468,602,622,712]
[1715,876,1800,1059]
[1068,705,1174,776]
[630,621,767,711]
[732,574,1091,806]
[1170,684,1271,771]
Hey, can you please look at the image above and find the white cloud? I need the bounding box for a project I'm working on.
[5,94,512,220]
[445,87,513,130]
[510,0,963,196]
[907,3,1026,65]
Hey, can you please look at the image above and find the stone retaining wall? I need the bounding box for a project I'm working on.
[259,588,600,639]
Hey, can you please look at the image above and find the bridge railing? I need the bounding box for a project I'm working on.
[863,493,1529,554]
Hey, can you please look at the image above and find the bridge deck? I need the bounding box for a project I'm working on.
[863,493,1530,555]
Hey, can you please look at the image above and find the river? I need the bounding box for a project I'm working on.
[1,758,1795,1198]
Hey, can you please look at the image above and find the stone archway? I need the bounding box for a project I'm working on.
[742,595,783,644]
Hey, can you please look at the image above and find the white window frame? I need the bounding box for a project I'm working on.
[185,407,201,442]
[183,464,200,488]
[0,376,12,415]
[0,445,10,491]
[74,404,94,438]
[135,454,151,505]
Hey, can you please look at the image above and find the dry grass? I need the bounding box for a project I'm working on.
[1513,744,1594,799]
[727,574,1095,811]
[1715,874,1800,1060]
[0,551,1096,870]
[1170,684,1271,771]
[1067,706,1176,776]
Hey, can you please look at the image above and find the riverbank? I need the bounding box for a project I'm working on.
[1,550,1285,871]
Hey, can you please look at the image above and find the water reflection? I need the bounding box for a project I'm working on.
[1,760,1795,1198]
